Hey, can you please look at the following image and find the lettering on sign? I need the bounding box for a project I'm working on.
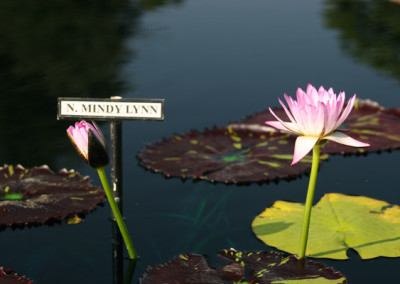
[57,98,165,121]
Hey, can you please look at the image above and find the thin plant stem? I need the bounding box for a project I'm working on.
[298,144,321,259]
[97,167,137,260]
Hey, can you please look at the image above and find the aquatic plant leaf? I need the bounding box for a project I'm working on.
[0,165,104,227]
[138,126,322,184]
[252,193,400,259]
[322,100,400,154]
[0,267,33,284]
[140,250,347,283]
[242,99,400,154]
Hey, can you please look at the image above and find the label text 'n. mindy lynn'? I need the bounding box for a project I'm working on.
[58,98,164,120]
[65,103,159,115]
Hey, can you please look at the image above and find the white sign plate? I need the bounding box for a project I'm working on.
[57,98,165,121]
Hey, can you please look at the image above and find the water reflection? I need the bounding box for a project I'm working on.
[138,0,184,11]
[112,224,137,284]
[324,0,400,81]
[0,0,186,282]
[0,0,137,167]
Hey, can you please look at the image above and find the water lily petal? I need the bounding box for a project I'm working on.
[296,87,307,105]
[286,99,304,131]
[307,84,319,105]
[91,121,108,149]
[313,102,325,136]
[324,131,370,147]
[71,127,88,157]
[279,97,297,124]
[292,136,319,165]
[268,108,302,134]
[265,121,298,133]
[324,93,343,134]
[333,94,356,130]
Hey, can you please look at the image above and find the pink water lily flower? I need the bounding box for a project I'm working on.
[67,120,109,168]
[265,84,370,165]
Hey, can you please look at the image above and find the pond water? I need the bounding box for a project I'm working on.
[1,0,400,283]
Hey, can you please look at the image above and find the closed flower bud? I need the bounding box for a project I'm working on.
[67,120,109,168]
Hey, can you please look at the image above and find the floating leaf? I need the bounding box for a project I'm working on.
[138,126,325,184]
[323,100,400,154]
[241,99,400,155]
[0,165,104,227]
[140,249,347,283]
[252,193,400,259]
[0,267,33,284]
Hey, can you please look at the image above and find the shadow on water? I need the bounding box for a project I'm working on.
[324,0,400,83]
[0,0,138,167]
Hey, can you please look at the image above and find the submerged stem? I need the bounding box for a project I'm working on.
[298,144,321,259]
[97,167,137,260]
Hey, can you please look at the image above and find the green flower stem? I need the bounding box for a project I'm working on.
[298,144,321,259]
[97,167,137,260]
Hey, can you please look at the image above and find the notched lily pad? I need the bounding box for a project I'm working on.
[140,249,347,283]
[0,267,33,284]
[252,193,400,259]
[0,165,104,227]
[138,126,323,184]
[323,100,400,154]
[242,99,400,155]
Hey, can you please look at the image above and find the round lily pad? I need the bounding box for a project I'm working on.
[138,126,322,184]
[252,193,400,259]
[0,267,33,284]
[0,165,104,227]
[322,100,400,154]
[140,249,347,283]
[242,99,400,155]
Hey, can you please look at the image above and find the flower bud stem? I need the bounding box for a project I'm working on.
[298,144,321,259]
[97,167,137,260]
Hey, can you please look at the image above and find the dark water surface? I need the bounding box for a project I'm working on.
[1,0,400,283]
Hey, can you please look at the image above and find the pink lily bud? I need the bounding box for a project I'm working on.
[67,120,109,169]
[265,84,369,165]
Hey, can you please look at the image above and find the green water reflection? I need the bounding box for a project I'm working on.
[0,0,137,167]
[325,0,400,81]
[138,0,183,11]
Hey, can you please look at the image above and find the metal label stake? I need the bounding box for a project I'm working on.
[57,96,165,283]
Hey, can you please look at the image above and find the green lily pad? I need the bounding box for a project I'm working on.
[138,126,327,184]
[140,249,347,283]
[0,267,33,284]
[252,193,400,259]
[0,165,104,228]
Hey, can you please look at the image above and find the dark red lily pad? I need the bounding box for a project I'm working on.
[0,267,33,284]
[0,165,104,227]
[138,126,322,184]
[140,249,347,283]
[241,99,400,155]
[322,100,400,154]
